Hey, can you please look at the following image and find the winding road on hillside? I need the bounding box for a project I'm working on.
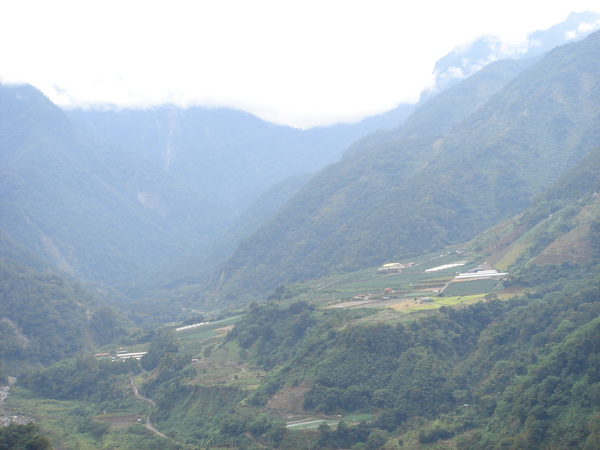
[130,380,167,439]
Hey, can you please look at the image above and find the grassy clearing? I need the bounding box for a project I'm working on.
[341,413,373,423]
[176,316,242,356]
[177,315,242,339]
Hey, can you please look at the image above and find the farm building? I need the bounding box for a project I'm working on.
[377,263,405,273]
[113,352,147,361]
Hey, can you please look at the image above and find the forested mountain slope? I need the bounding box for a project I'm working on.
[212,30,600,304]
[0,257,127,373]
[216,278,600,448]
[0,84,231,284]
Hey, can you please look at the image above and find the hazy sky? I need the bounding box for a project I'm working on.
[1,1,599,128]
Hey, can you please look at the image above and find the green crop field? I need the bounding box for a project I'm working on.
[442,278,501,296]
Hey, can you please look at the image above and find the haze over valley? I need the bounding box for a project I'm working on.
[2,10,600,449]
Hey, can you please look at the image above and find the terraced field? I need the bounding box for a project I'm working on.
[94,412,143,429]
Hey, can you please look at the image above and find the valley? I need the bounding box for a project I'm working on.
[2,17,600,450]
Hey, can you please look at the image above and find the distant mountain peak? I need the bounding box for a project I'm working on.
[423,11,600,100]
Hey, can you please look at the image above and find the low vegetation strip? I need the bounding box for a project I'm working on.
[94,414,143,429]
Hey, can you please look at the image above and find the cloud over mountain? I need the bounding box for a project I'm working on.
[424,11,600,99]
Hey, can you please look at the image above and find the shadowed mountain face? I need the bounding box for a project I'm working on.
[0,84,232,284]
[67,103,414,213]
[211,30,600,304]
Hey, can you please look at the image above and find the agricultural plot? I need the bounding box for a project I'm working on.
[286,413,373,430]
[187,339,264,389]
[94,411,143,429]
[177,316,242,356]
[442,278,501,296]
[304,252,475,307]
[381,294,488,318]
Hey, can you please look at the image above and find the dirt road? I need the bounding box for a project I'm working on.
[130,380,166,438]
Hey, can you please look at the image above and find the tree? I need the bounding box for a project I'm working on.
[366,428,390,449]
[141,328,179,371]
[0,423,51,449]
[317,422,333,447]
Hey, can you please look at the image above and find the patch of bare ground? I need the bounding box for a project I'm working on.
[496,286,524,297]
[265,383,310,415]
[533,237,591,265]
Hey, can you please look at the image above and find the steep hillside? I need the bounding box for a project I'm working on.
[212,31,600,304]
[466,144,600,283]
[0,84,231,284]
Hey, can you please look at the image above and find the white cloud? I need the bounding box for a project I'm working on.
[565,19,600,40]
[1,0,599,128]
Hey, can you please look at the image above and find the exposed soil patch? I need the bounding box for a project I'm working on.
[216,325,235,333]
[533,237,591,265]
[266,383,310,415]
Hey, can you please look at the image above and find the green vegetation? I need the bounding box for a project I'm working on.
[5,387,176,449]
[442,278,500,296]
[20,357,139,402]
[0,423,51,449]
[0,257,127,365]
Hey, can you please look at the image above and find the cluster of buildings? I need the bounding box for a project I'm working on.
[377,263,406,273]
